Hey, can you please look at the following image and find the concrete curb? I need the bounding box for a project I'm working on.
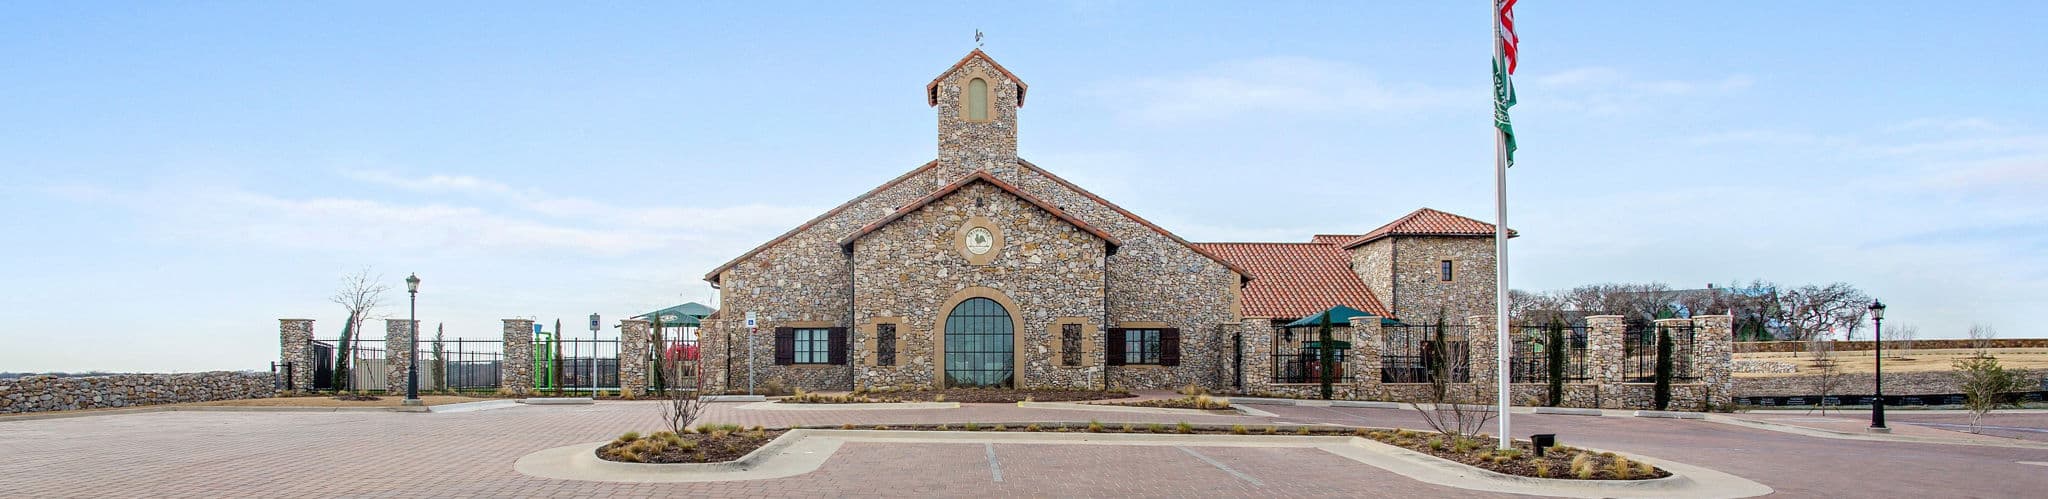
[1533,407,1605,416]
[701,395,767,403]
[1634,410,1708,420]
[511,428,1772,497]
[1332,400,1405,409]
[1016,401,1235,416]
[737,401,959,411]
[428,400,523,413]
[1226,397,1300,406]
[1705,414,2048,450]
[520,397,595,405]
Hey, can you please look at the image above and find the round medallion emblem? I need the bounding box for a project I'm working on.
[965,227,994,255]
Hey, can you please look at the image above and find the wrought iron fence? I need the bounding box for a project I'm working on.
[1270,351,1353,384]
[1380,323,1471,383]
[1623,323,1699,382]
[429,339,504,391]
[1508,325,1590,383]
[311,338,387,392]
[541,338,622,392]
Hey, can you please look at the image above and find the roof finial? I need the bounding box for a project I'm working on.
[975,29,984,49]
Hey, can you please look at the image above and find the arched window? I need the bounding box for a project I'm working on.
[965,78,990,121]
[944,297,1013,387]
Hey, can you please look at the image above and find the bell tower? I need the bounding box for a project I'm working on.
[928,49,1026,177]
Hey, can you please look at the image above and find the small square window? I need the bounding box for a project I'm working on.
[1441,260,1454,282]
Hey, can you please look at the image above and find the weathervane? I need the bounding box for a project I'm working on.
[975,29,984,49]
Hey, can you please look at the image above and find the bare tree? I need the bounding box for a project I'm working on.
[659,387,706,435]
[1403,316,1494,442]
[1804,334,1843,415]
[1778,283,1869,342]
[1882,324,1918,360]
[329,268,387,391]
[1967,324,1998,358]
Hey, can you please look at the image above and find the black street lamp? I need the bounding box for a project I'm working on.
[1868,299,1887,432]
[404,273,422,406]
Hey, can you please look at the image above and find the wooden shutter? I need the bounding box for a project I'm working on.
[828,327,849,365]
[1105,328,1126,366]
[773,327,795,365]
[1159,328,1182,366]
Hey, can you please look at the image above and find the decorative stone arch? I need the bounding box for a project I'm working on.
[932,286,1026,389]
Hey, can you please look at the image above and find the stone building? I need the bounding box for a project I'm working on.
[698,50,1506,393]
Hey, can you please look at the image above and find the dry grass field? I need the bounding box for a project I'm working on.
[1735,347,2048,376]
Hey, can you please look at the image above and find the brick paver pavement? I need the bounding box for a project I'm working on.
[0,400,2042,497]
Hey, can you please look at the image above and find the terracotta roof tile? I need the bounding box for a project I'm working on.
[1190,242,1392,320]
[1310,234,1361,245]
[1341,208,1514,248]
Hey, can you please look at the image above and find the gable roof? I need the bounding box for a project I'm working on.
[838,171,1119,249]
[1341,208,1515,249]
[1015,159,1251,279]
[703,161,939,283]
[1190,242,1393,319]
[1310,234,1361,245]
[926,49,1028,107]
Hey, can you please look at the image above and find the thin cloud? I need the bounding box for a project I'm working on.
[1095,56,1472,123]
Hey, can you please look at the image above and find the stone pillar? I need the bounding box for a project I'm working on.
[1466,315,1499,387]
[1693,315,1735,409]
[1349,316,1384,399]
[1584,315,1627,408]
[385,319,418,394]
[1239,318,1275,394]
[620,319,652,398]
[502,319,535,395]
[279,319,315,392]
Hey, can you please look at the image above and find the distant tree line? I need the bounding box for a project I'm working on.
[1511,280,1875,342]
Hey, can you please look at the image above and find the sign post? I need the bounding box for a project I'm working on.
[588,313,600,395]
[744,311,758,395]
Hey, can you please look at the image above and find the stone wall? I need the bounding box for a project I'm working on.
[1388,236,1497,322]
[1734,369,2048,398]
[1734,338,2048,353]
[851,181,1106,390]
[619,319,651,397]
[1,372,276,414]
[279,319,315,391]
[501,319,535,395]
[383,320,418,394]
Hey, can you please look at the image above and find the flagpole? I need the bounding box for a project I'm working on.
[1492,0,1513,452]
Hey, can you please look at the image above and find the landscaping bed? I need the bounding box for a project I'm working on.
[1093,395,1231,410]
[791,422,1667,481]
[595,424,786,464]
[776,388,1134,404]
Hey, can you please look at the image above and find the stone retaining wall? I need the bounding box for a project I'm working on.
[1732,368,2048,397]
[1,371,276,414]
[1734,338,2048,353]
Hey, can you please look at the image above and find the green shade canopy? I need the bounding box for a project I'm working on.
[1300,340,1351,350]
[635,302,717,327]
[1283,305,1376,328]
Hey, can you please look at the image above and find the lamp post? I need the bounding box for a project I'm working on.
[404,273,422,406]
[1868,299,1887,432]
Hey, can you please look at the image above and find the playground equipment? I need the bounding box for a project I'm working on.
[533,329,558,390]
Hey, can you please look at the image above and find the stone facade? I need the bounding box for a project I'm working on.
[502,319,535,395]
[2,372,276,414]
[278,319,315,391]
[383,319,418,394]
[619,319,651,397]
[701,51,1242,393]
[1348,236,1498,322]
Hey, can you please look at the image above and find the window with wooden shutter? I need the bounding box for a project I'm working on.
[827,327,849,365]
[773,327,795,365]
[876,323,898,367]
[1159,328,1181,366]
[1105,328,1126,366]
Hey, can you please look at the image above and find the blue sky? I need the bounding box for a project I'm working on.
[3,2,2044,372]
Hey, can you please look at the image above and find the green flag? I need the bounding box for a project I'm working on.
[1492,53,1517,167]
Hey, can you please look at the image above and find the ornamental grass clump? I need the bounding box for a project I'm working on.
[1610,456,1636,480]
[1122,423,1136,433]
[1177,422,1195,434]
[992,424,1008,431]
[1571,453,1595,479]
[1025,424,1041,432]
[1295,426,1312,436]
[1148,423,1166,434]
[1534,460,1553,478]
[1230,424,1248,435]
[1088,420,1105,433]
[1264,426,1278,435]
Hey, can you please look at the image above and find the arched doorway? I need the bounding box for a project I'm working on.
[943,297,1014,388]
